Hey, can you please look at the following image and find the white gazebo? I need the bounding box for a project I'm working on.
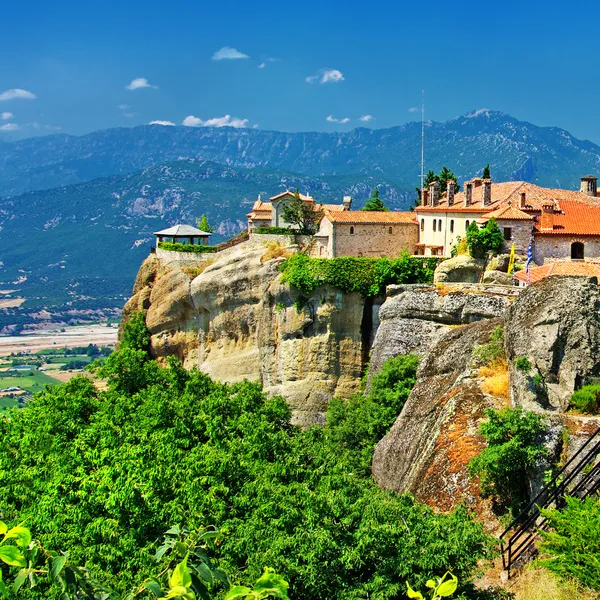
[154,224,212,248]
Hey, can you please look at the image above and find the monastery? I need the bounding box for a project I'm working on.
[247,176,600,279]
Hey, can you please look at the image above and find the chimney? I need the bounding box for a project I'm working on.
[520,191,527,210]
[447,180,456,206]
[472,177,483,188]
[482,179,492,206]
[342,195,352,210]
[540,202,554,232]
[465,181,473,206]
[422,189,429,206]
[429,180,440,206]
[580,175,598,197]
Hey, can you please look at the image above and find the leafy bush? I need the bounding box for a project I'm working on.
[514,356,532,372]
[158,241,216,254]
[450,236,469,258]
[280,253,440,297]
[0,342,492,599]
[255,226,293,235]
[569,384,600,414]
[473,326,505,366]
[538,495,600,592]
[469,408,548,514]
[466,219,504,259]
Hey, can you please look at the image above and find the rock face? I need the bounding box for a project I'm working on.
[372,319,506,509]
[433,255,485,283]
[368,283,516,379]
[506,275,600,411]
[482,270,513,286]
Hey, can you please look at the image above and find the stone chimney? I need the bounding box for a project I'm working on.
[422,189,429,206]
[482,179,492,206]
[465,181,473,206]
[580,175,598,197]
[447,180,456,206]
[343,195,352,210]
[429,181,440,206]
[540,202,555,232]
[472,177,483,188]
[520,191,527,210]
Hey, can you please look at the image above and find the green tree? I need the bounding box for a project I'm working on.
[465,218,504,259]
[482,164,491,179]
[415,168,460,205]
[197,214,215,233]
[362,187,388,211]
[281,189,323,235]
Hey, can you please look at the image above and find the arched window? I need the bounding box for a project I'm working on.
[319,246,324,256]
[571,241,585,260]
[438,219,442,231]
[450,219,454,233]
[433,220,437,232]
[350,226,354,235]
[465,220,470,229]
[420,219,425,231]
[388,227,393,234]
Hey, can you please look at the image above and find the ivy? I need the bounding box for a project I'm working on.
[158,241,216,254]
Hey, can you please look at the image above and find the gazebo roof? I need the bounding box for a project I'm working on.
[154,224,211,236]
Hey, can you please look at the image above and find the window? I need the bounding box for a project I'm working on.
[465,220,470,229]
[350,226,354,235]
[503,227,512,241]
[571,242,585,260]
[388,227,393,234]
[420,219,425,231]
[319,246,324,256]
[438,219,442,231]
[433,220,437,232]
[450,219,454,233]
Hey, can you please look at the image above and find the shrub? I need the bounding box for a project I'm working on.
[466,219,504,259]
[255,226,293,235]
[261,241,294,263]
[569,384,600,414]
[469,407,548,514]
[450,236,469,258]
[514,356,532,372]
[538,495,600,592]
[479,362,509,399]
[158,241,216,253]
[473,326,505,366]
[182,261,214,279]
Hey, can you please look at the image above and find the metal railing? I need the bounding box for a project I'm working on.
[500,426,600,576]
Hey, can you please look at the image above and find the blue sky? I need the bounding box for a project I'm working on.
[2,0,600,142]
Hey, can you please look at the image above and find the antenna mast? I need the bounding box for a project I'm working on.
[420,90,425,194]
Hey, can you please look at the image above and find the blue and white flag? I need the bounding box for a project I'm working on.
[526,240,533,272]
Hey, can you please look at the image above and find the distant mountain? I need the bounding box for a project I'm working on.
[0,159,406,326]
[2,110,600,197]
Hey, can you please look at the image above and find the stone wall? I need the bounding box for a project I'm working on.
[534,235,600,264]
[333,222,419,257]
[499,219,532,254]
[248,233,296,245]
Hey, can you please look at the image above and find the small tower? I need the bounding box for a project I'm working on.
[447,180,456,206]
[580,175,598,197]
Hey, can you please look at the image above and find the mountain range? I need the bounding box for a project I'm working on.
[2,109,600,329]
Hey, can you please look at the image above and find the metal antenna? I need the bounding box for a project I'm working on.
[420,90,425,194]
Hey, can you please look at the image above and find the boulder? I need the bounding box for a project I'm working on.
[433,255,485,283]
[482,270,514,286]
[146,270,196,334]
[506,275,600,411]
[486,253,511,273]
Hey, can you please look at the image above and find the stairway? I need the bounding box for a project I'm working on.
[500,426,600,576]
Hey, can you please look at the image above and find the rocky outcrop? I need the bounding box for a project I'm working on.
[506,275,600,412]
[482,270,513,286]
[372,319,506,510]
[368,283,517,378]
[433,255,485,283]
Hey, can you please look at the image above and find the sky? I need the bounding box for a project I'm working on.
[2,0,600,142]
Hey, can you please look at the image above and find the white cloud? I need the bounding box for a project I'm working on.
[0,123,20,131]
[117,104,130,110]
[125,78,156,91]
[359,114,374,122]
[258,57,277,69]
[182,114,249,128]
[0,88,36,101]
[307,69,344,84]
[123,112,139,118]
[149,120,175,126]
[258,62,266,69]
[1,112,13,120]
[212,46,249,60]
[326,115,350,124]
[408,107,419,113]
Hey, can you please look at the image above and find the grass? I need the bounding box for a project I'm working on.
[182,261,214,279]
[508,565,598,600]
[45,356,94,365]
[0,396,19,411]
[261,241,294,263]
[0,370,62,394]
[479,360,510,400]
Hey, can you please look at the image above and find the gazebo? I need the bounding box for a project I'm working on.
[154,224,212,248]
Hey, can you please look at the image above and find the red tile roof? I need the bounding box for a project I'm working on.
[480,202,533,222]
[533,201,600,236]
[514,261,600,284]
[324,210,418,224]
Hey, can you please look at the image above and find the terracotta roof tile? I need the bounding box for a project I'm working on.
[533,201,600,236]
[514,261,600,283]
[325,211,418,224]
[480,203,533,221]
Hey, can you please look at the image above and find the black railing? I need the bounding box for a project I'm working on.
[500,426,600,576]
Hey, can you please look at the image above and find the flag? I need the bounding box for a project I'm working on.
[526,238,534,285]
[507,243,515,275]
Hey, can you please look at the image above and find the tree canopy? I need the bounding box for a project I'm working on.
[415,166,461,205]
[197,214,215,233]
[482,164,491,180]
[361,188,388,211]
[465,218,504,259]
[281,190,323,235]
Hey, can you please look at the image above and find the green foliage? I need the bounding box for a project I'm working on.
[0,341,492,599]
[473,326,505,366]
[465,219,504,259]
[469,408,548,514]
[224,568,290,600]
[280,189,323,235]
[158,241,217,253]
[197,214,215,233]
[514,356,532,372]
[280,252,439,298]
[406,572,458,599]
[255,226,293,235]
[482,164,491,180]
[121,310,151,352]
[569,384,600,414]
[538,495,600,592]
[361,187,388,211]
